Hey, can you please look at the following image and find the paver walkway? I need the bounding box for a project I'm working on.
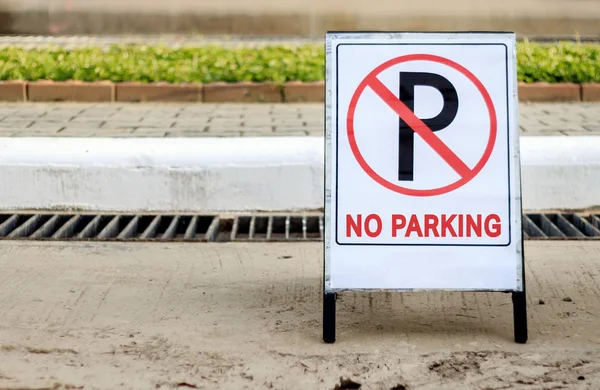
[0,102,598,137]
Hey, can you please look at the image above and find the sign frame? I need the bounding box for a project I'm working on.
[322,31,527,344]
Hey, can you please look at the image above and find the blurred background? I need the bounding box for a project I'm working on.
[1,0,599,39]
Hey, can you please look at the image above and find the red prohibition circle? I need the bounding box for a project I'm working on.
[347,54,497,197]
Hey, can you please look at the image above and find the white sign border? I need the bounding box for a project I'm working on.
[323,31,524,293]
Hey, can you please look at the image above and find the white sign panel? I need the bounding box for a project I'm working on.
[324,32,523,291]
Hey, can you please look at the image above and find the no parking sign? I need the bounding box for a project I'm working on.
[323,32,527,343]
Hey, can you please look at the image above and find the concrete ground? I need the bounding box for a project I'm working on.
[0,102,599,137]
[0,241,599,389]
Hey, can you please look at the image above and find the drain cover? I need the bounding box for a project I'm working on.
[0,212,597,242]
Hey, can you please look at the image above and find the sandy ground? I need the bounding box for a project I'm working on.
[0,241,599,390]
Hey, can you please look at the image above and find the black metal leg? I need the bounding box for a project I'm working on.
[323,291,337,343]
[512,291,528,343]
[513,220,528,344]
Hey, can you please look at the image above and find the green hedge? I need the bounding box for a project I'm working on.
[0,41,598,83]
[517,41,600,83]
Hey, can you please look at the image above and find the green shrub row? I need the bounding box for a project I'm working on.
[0,41,598,83]
[517,40,600,83]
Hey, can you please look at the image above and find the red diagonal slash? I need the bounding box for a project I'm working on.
[367,76,472,178]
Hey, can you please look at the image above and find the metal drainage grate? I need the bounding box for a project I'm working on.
[0,213,324,242]
[522,213,600,240]
[0,212,597,242]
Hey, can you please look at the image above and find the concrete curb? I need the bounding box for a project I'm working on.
[0,81,598,103]
[0,137,324,213]
[0,136,597,213]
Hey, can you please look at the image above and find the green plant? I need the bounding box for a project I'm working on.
[517,40,600,83]
[0,42,598,83]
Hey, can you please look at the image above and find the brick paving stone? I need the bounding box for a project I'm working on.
[63,119,106,128]
[55,128,101,136]
[206,126,243,133]
[166,130,242,137]
[163,127,206,134]
[0,129,19,136]
[283,81,325,103]
[582,84,600,102]
[8,112,46,119]
[0,81,26,102]
[242,123,274,129]
[273,131,310,137]
[243,124,274,131]
[110,111,148,117]
[304,123,325,130]
[304,127,324,134]
[59,128,137,136]
[179,106,218,112]
[15,130,66,137]
[209,115,244,122]
[584,125,600,132]
[0,102,596,137]
[138,119,176,128]
[69,114,113,121]
[242,129,278,137]
[551,129,588,135]
[244,117,275,125]
[0,120,34,128]
[209,118,244,124]
[83,110,122,117]
[241,129,275,136]
[163,129,208,135]
[101,121,145,129]
[116,83,201,103]
[129,130,169,137]
[41,108,84,116]
[177,112,216,119]
[28,81,113,102]
[243,126,275,133]
[274,127,312,134]
[172,121,209,128]
[23,126,65,133]
[176,115,215,121]
[142,109,183,117]
[208,127,245,135]
[106,127,138,133]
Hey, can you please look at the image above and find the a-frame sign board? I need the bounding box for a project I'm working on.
[323,31,527,343]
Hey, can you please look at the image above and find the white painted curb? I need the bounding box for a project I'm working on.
[0,137,323,212]
[520,136,600,211]
[0,136,597,212]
